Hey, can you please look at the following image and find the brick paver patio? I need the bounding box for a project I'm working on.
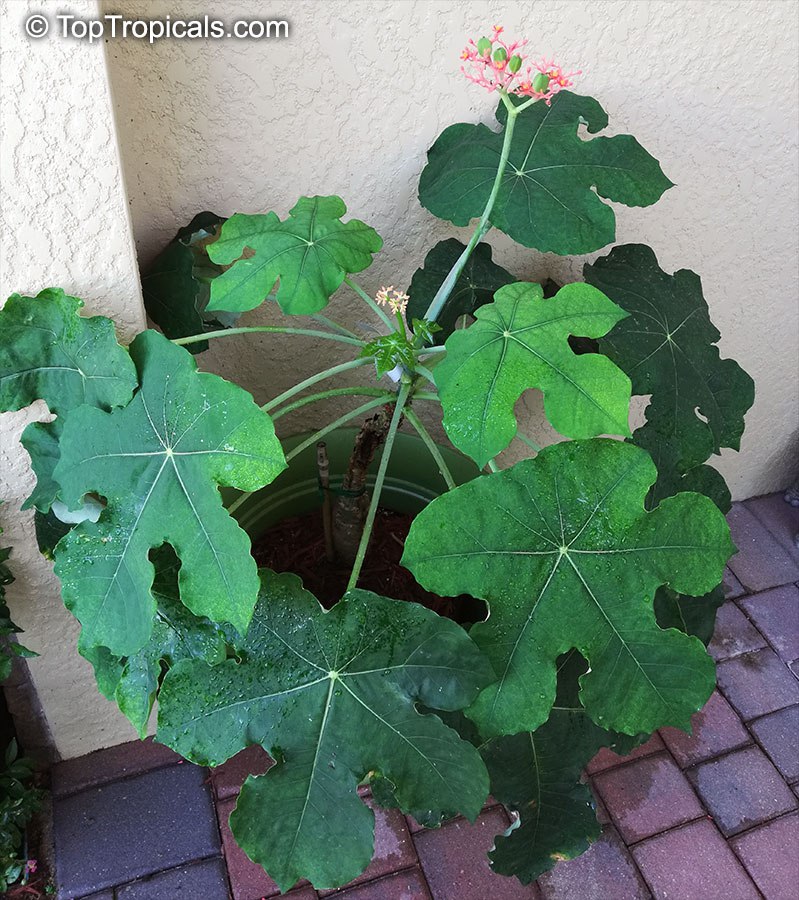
[49,494,799,899]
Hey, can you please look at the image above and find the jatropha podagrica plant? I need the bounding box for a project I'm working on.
[0,27,754,893]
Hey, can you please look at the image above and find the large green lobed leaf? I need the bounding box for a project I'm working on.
[419,92,672,255]
[585,244,755,471]
[403,438,733,737]
[157,571,493,892]
[434,282,631,466]
[207,196,382,316]
[0,289,137,511]
[52,330,286,657]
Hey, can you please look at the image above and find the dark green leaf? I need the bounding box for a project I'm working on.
[0,509,35,679]
[654,584,725,647]
[419,93,672,255]
[207,196,382,315]
[52,330,286,656]
[403,438,732,737]
[0,289,138,511]
[434,282,631,466]
[142,212,228,354]
[631,427,732,515]
[585,244,755,470]
[157,572,493,892]
[407,239,515,341]
[483,709,607,882]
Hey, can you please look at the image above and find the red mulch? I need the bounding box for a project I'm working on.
[251,507,485,624]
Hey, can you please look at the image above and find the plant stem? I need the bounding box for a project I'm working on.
[487,459,499,473]
[515,431,542,453]
[271,386,393,420]
[404,408,456,491]
[263,357,373,414]
[172,326,364,348]
[422,102,519,325]
[344,275,396,331]
[346,381,412,590]
[416,346,447,356]
[311,314,360,340]
[284,396,393,463]
[412,391,440,403]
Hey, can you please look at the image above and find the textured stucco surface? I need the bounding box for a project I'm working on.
[105,0,799,498]
[0,0,146,756]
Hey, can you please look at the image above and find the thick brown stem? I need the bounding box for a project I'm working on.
[332,403,394,564]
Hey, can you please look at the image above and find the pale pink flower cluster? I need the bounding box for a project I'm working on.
[460,25,580,105]
[375,286,409,316]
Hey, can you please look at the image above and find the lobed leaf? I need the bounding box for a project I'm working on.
[52,330,286,657]
[434,281,631,466]
[207,196,382,316]
[0,289,137,511]
[419,92,672,255]
[403,438,733,737]
[407,239,515,341]
[585,244,755,471]
[157,571,493,892]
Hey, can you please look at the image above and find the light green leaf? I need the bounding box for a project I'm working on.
[157,571,493,892]
[434,282,631,466]
[207,196,382,315]
[585,244,755,471]
[407,239,515,341]
[0,288,137,511]
[52,330,286,657]
[418,92,672,255]
[403,438,732,737]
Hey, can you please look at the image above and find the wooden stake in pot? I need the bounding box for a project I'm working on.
[317,441,335,562]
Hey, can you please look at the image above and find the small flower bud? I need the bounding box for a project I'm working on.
[532,72,551,93]
[509,54,522,73]
[477,37,492,56]
[493,47,508,63]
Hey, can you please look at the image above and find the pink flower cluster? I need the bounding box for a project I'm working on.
[375,286,409,316]
[460,26,580,104]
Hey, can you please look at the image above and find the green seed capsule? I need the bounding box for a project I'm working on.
[532,72,551,92]
[493,47,508,63]
[509,55,522,74]
[476,37,492,56]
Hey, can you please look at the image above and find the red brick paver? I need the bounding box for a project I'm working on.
[659,690,750,767]
[631,819,760,899]
[730,812,799,899]
[592,753,705,843]
[687,745,797,836]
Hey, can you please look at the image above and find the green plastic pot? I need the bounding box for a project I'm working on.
[230,428,478,537]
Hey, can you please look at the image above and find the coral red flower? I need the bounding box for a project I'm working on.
[460,27,580,105]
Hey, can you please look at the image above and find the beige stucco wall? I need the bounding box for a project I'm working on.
[0,0,146,756]
[0,0,797,759]
[105,0,799,498]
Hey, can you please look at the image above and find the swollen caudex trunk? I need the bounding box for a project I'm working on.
[332,404,394,564]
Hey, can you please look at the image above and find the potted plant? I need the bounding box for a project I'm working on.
[0,27,753,894]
